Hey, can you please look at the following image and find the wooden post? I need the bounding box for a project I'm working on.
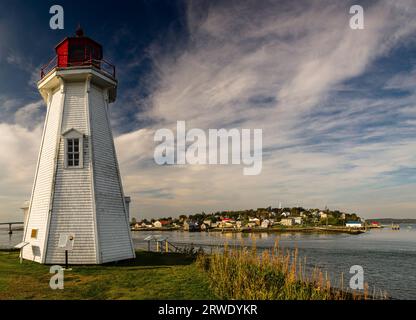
[8,224,12,235]
[165,240,168,253]
[156,241,160,252]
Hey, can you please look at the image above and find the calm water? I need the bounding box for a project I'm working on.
[2,225,415,299]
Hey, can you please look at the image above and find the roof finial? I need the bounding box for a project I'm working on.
[76,23,84,37]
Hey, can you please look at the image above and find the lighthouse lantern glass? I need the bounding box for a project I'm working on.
[56,37,103,68]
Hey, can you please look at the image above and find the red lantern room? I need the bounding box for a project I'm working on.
[40,27,115,79]
[55,26,102,68]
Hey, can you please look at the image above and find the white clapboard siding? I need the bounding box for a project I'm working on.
[44,83,97,264]
[89,85,134,263]
[61,83,87,134]
[22,88,63,262]
[25,71,134,265]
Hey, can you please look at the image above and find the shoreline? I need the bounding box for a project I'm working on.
[131,226,366,235]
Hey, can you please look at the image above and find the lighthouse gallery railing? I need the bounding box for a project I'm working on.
[40,55,116,79]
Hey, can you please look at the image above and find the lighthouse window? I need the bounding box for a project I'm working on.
[31,229,38,239]
[69,45,85,63]
[63,129,84,169]
[67,138,80,167]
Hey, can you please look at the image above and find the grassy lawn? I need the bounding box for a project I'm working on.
[0,250,217,300]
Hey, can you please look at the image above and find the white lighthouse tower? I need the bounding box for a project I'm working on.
[21,28,135,264]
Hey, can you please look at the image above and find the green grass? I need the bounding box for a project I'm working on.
[0,250,217,300]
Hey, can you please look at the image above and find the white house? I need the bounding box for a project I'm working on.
[319,212,328,219]
[346,221,363,228]
[249,218,261,225]
[200,223,208,231]
[153,221,162,228]
[280,218,294,226]
[293,217,303,225]
[261,219,271,228]
[20,28,135,264]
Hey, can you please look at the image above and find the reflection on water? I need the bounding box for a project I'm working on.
[1,226,415,299]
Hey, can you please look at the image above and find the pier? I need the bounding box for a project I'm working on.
[0,222,24,234]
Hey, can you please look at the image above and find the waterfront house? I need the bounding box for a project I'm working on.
[319,212,328,219]
[280,218,294,226]
[184,221,199,231]
[218,220,235,228]
[281,212,290,217]
[211,222,219,228]
[203,220,212,227]
[293,217,303,225]
[249,218,261,226]
[160,220,171,227]
[153,221,162,228]
[346,221,362,228]
[261,219,271,228]
[200,223,210,231]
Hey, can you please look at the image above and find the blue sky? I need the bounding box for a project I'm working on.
[1,0,416,220]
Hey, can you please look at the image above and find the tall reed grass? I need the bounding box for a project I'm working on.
[196,240,387,300]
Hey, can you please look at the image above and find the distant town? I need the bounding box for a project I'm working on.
[130,207,380,233]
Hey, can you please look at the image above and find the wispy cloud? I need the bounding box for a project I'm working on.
[114,0,416,219]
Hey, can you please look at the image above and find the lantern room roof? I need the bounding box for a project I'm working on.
[55,37,102,49]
